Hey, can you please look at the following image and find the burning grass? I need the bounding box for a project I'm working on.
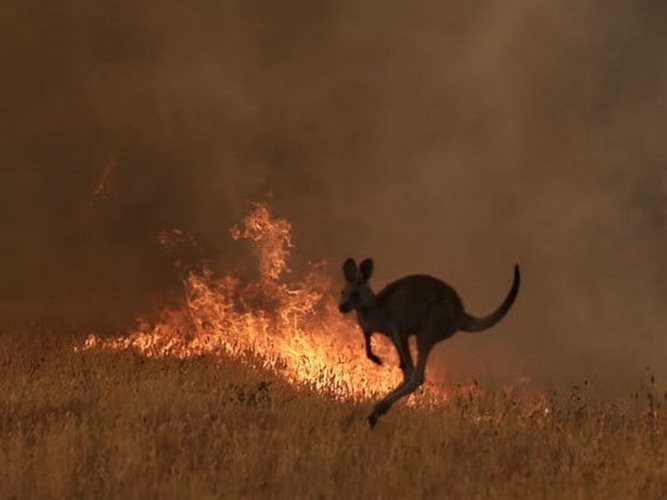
[78,203,446,401]
[3,204,666,497]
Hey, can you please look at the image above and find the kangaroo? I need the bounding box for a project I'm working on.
[338,258,520,428]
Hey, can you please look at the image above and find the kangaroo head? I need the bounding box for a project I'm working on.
[338,257,375,314]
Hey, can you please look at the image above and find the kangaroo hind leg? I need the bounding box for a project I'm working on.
[368,332,439,428]
[396,334,413,383]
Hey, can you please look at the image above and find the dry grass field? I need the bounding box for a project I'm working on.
[1,331,666,500]
[2,206,666,499]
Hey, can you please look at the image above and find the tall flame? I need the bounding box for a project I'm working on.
[80,203,446,401]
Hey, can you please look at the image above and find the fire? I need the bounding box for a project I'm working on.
[90,156,118,206]
[79,203,447,401]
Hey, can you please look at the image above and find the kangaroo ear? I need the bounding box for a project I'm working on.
[342,258,358,282]
[359,258,374,282]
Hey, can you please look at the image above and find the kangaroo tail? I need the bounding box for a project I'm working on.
[460,264,521,333]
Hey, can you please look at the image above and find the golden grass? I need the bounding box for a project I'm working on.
[1,332,666,499]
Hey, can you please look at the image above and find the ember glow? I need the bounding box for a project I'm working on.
[79,203,447,401]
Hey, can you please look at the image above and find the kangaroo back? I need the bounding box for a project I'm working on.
[374,275,465,332]
[460,265,521,332]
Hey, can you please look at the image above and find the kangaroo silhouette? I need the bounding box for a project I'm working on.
[338,258,520,428]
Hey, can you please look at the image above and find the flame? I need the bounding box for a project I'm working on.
[79,203,447,401]
[90,156,117,206]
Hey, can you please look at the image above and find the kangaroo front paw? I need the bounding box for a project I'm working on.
[368,412,379,429]
[368,353,383,366]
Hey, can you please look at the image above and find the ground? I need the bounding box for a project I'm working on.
[1,330,666,499]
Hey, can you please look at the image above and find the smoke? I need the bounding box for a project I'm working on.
[1,0,665,391]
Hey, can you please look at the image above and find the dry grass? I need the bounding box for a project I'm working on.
[1,332,666,500]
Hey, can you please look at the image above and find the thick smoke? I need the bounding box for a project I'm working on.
[1,0,665,392]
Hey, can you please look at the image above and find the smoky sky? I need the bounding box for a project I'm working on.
[1,0,665,391]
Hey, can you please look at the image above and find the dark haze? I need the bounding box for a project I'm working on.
[2,1,665,392]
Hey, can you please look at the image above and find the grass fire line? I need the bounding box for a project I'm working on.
[78,203,448,403]
[2,203,666,497]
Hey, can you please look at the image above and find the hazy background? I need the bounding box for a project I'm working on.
[1,0,665,392]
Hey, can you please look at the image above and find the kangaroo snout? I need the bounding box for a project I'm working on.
[338,302,352,314]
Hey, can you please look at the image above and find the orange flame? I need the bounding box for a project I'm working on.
[90,156,117,206]
[79,203,447,401]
